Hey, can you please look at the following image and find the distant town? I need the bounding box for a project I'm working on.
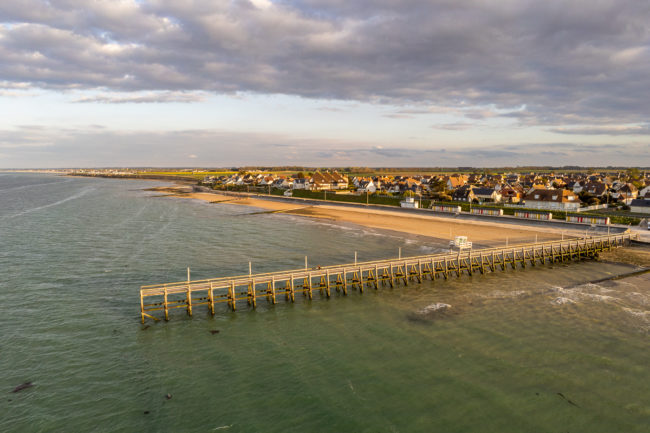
[52,167,650,223]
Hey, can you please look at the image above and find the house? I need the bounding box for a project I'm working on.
[584,181,608,197]
[357,180,377,193]
[500,185,524,203]
[612,183,638,204]
[630,199,650,214]
[292,178,309,190]
[452,185,475,202]
[472,187,502,203]
[310,171,331,190]
[258,175,276,186]
[523,189,581,211]
[273,177,293,189]
[639,185,650,198]
[329,171,349,190]
[527,183,548,194]
[446,175,467,190]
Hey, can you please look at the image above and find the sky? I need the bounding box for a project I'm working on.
[1,0,649,168]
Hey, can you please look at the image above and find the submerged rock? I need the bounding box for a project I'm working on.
[12,382,33,393]
[408,303,453,323]
[551,297,576,305]
[418,303,452,314]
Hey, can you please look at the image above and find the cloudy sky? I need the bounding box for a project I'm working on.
[1,0,649,168]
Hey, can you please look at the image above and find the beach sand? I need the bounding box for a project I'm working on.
[146,186,590,246]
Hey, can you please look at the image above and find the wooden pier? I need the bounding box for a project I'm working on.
[140,233,637,323]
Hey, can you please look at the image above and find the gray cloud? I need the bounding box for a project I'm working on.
[0,1,648,126]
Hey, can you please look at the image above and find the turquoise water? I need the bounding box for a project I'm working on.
[1,173,648,432]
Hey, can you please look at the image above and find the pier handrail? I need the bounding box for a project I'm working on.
[140,232,638,322]
[140,233,636,293]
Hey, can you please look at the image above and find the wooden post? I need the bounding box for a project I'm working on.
[140,291,145,324]
[374,264,379,289]
[358,268,364,294]
[271,276,276,304]
[307,273,313,299]
[230,281,236,311]
[343,268,348,295]
[163,287,169,321]
[208,282,215,315]
[389,264,394,287]
[251,279,256,308]
[290,274,295,302]
[326,270,331,297]
[186,268,192,316]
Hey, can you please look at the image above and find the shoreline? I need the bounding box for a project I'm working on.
[145,185,593,247]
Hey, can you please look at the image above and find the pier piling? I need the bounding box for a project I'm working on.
[140,233,638,323]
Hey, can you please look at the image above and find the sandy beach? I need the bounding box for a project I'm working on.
[146,186,593,246]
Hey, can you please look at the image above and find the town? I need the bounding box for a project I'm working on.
[68,167,650,224]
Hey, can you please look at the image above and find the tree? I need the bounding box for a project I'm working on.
[296,172,305,179]
[587,197,600,205]
[578,191,594,203]
[626,167,640,179]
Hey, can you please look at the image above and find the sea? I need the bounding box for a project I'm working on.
[0,172,648,433]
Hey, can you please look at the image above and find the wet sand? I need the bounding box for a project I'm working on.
[146,186,585,246]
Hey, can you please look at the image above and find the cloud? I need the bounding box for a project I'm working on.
[0,125,648,168]
[382,113,414,119]
[71,91,207,104]
[431,123,473,131]
[550,124,650,136]
[0,0,648,126]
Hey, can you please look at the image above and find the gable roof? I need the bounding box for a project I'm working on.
[524,189,580,203]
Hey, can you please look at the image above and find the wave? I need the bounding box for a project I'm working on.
[3,187,94,219]
[0,178,72,194]
[418,303,452,314]
[480,290,528,299]
[551,297,576,305]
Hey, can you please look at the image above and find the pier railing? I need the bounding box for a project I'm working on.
[140,233,637,322]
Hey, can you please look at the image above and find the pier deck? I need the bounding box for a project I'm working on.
[140,233,637,323]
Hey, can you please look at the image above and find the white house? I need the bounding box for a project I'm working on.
[292,178,309,190]
[357,180,377,193]
[523,189,581,211]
